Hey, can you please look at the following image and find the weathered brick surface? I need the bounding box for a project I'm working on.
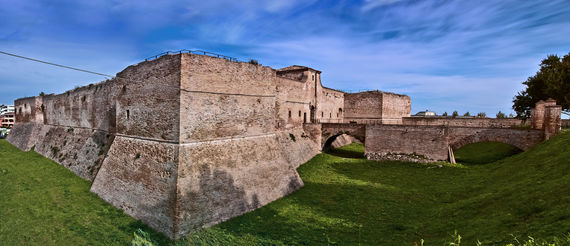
[9,53,327,239]
[14,96,44,124]
[175,130,316,237]
[402,117,523,128]
[448,127,544,150]
[116,55,180,141]
[365,125,448,160]
[344,91,410,124]
[90,136,179,237]
[317,87,344,123]
[275,77,313,128]
[365,125,545,161]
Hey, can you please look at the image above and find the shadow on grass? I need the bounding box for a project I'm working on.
[214,180,429,245]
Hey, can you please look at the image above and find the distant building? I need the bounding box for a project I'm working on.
[414,110,436,117]
[0,112,15,128]
[0,105,15,115]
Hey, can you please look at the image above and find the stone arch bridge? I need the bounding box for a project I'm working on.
[315,101,561,162]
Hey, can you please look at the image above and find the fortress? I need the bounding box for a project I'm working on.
[7,52,562,239]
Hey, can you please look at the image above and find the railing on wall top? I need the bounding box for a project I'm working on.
[144,49,243,63]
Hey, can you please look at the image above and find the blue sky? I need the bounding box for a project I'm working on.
[1,0,569,117]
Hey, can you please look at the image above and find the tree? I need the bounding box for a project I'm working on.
[463,112,470,117]
[496,111,506,119]
[442,112,448,116]
[452,110,458,117]
[513,53,570,118]
[477,112,486,118]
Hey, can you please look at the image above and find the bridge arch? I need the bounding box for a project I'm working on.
[320,123,366,151]
[448,128,543,151]
[322,134,343,152]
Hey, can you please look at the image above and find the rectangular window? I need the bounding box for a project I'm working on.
[288,110,291,118]
[299,110,301,117]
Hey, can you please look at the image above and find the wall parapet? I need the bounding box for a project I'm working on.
[402,117,524,128]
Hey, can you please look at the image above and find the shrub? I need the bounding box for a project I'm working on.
[289,133,296,142]
[497,111,506,119]
[131,229,156,246]
[248,59,259,65]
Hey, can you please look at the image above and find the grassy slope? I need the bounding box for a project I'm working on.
[200,133,570,245]
[0,131,569,245]
[0,141,171,246]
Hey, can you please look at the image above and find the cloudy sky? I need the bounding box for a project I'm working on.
[1,0,569,116]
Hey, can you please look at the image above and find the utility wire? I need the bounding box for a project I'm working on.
[0,50,114,78]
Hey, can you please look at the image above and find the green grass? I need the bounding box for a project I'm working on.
[0,140,171,246]
[1,131,570,245]
[454,141,523,164]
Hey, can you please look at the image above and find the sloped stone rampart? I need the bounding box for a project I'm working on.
[8,53,323,240]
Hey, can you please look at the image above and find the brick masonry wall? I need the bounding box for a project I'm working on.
[380,92,411,124]
[116,55,181,141]
[365,125,449,160]
[365,125,544,161]
[402,117,523,128]
[180,54,276,141]
[344,91,383,122]
[344,91,410,124]
[42,80,118,132]
[317,87,344,123]
[14,96,43,124]
[447,127,543,150]
[275,76,313,129]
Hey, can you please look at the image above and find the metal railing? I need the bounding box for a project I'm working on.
[144,49,243,62]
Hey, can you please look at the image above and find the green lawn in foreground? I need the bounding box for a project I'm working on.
[454,141,523,164]
[1,131,570,245]
[0,140,170,246]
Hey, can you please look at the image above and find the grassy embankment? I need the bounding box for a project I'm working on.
[1,131,569,245]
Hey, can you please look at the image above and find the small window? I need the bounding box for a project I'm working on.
[330,113,332,118]
[126,110,130,120]
[298,110,301,117]
[337,113,339,117]
[339,108,343,112]
[321,112,323,117]
[312,75,315,81]
[288,110,291,118]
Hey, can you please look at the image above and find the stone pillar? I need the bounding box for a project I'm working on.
[544,103,562,140]
[531,100,546,129]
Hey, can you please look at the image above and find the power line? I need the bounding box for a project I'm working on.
[0,50,114,78]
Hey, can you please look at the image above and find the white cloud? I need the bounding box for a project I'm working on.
[361,0,403,11]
